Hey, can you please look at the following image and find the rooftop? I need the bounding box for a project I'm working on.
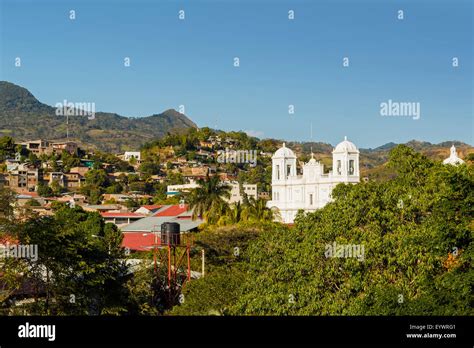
[121,216,202,233]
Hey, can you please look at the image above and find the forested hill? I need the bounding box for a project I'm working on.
[0,81,197,153]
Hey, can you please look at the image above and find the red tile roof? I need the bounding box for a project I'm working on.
[141,205,163,210]
[122,232,160,251]
[101,212,145,218]
[154,204,190,217]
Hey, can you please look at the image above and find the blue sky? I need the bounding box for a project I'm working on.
[0,0,472,148]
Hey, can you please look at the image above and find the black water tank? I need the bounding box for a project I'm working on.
[161,222,180,245]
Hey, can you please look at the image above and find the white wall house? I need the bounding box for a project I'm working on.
[167,179,257,203]
[267,137,360,223]
[226,181,258,204]
[124,152,141,162]
[167,180,200,197]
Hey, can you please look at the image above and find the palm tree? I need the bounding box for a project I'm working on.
[186,175,231,224]
[242,197,274,222]
[219,201,244,226]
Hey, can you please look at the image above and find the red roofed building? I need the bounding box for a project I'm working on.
[121,232,159,252]
[100,212,145,227]
[134,205,163,216]
[153,204,192,218]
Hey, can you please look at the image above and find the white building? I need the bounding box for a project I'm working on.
[123,151,141,162]
[267,137,360,223]
[226,181,258,204]
[167,180,200,197]
[167,179,257,203]
[443,145,465,165]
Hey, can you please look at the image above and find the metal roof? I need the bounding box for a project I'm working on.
[121,216,203,232]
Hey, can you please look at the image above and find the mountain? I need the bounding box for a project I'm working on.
[0,81,197,152]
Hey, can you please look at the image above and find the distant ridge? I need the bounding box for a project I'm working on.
[0,81,197,152]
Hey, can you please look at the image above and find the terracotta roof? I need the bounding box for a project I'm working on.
[122,232,160,251]
[154,204,190,217]
[140,205,163,210]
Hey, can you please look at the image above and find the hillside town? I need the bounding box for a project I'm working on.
[1,130,469,250]
[0,129,274,253]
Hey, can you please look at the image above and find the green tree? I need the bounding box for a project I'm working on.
[61,150,81,172]
[186,175,231,224]
[0,136,16,161]
[13,206,129,315]
[242,198,274,222]
[139,161,161,176]
[169,225,261,315]
[37,183,53,197]
[24,199,41,207]
[85,169,110,187]
[232,145,473,315]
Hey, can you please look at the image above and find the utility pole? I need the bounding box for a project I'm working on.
[201,249,205,277]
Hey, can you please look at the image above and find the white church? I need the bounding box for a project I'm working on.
[267,137,360,223]
[443,145,465,165]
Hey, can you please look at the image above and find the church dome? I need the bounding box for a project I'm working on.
[333,136,358,153]
[273,143,296,159]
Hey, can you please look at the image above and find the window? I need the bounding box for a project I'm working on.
[309,194,313,205]
[337,160,341,175]
[349,160,355,175]
[287,164,291,177]
[276,165,280,180]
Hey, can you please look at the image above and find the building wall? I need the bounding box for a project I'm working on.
[227,182,257,204]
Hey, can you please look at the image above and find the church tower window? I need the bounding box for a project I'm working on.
[286,164,291,177]
[337,160,341,175]
[276,165,280,180]
[349,160,354,175]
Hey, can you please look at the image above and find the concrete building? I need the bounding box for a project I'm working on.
[51,141,78,155]
[123,152,141,163]
[7,164,42,193]
[225,181,258,204]
[19,140,51,155]
[100,212,145,228]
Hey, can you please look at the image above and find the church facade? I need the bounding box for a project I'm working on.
[267,137,360,223]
